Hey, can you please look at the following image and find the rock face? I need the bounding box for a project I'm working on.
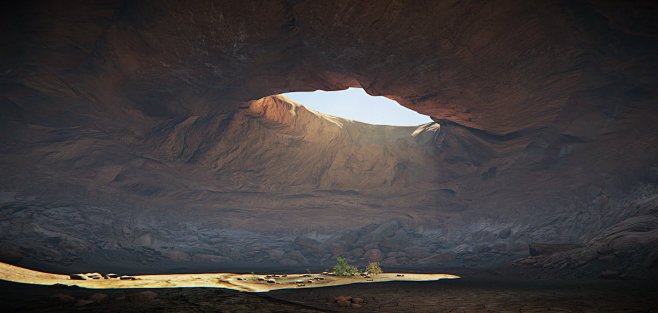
[0,1,657,278]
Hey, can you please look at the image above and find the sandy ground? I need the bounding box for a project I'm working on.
[0,261,458,292]
[3,262,657,312]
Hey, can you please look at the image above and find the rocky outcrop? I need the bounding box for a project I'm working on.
[0,0,657,278]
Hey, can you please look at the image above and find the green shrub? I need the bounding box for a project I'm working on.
[365,261,382,275]
[332,257,359,276]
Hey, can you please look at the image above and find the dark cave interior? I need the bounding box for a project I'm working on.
[1,0,657,311]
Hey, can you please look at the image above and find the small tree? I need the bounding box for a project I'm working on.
[365,261,382,275]
[333,257,359,276]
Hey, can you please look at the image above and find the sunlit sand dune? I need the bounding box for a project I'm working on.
[0,262,459,292]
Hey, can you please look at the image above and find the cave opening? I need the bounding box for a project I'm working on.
[282,88,432,126]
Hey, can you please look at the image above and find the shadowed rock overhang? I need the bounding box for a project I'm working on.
[0,0,657,278]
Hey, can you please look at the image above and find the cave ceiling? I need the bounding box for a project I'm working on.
[0,0,657,273]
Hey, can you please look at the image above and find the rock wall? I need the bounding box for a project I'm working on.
[0,0,657,277]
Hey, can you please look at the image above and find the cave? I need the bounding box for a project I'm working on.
[1,0,657,311]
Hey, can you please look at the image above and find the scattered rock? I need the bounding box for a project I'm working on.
[336,300,351,307]
[84,272,103,279]
[334,296,352,302]
[69,274,88,280]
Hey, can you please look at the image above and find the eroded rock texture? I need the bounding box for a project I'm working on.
[1,0,657,278]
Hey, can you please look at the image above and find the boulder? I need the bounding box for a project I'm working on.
[329,244,348,258]
[336,300,351,307]
[69,274,88,280]
[373,221,400,238]
[334,295,352,307]
[84,272,103,279]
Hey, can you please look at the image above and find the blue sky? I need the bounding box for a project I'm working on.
[282,88,432,126]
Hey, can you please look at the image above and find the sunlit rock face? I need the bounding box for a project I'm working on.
[0,1,657,277]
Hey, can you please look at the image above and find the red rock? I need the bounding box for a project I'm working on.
[334,296,352,302]
[336,300,351,307]
[351,297,365,304]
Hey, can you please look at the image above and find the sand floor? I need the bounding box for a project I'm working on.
[2,262,657,312]
[0,261,458,292]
